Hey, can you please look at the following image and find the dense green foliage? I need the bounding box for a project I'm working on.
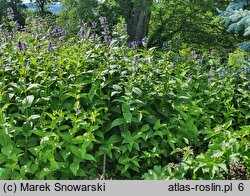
[218,0,250,50]
[57,0,239,49]
[0,15,249,179]
[149,0,239,49]
[57,0,122,37]
[0,0,27,26]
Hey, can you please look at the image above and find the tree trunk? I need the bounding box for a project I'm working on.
[117,0,153,42]
[37,0,45,14]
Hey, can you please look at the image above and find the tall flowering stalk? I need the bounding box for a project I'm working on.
[78,28,85,38]
[100,17,112,42]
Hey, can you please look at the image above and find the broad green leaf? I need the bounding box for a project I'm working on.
[36,168,50,179]
[28,115,40,121]
[1,145,13,157]
[22,95,34,106]
[123,112,132,123]
[153,120,161,130]
[27,83,41,91]
[0,132,11,146]
[0,168,4,176]
[84,153,96,161]
[218,163,228,172]
[40,136,50,145]
[0,154,7,164]
[0,103,13,113]
[50,161,60,170]
[30,164,39,174]
[28,147,40,156]
[70,162,79,176]
[60,150,71,161]
[69,145,85,159]
[132,87,142,96]
[140,124,150,132]
[60,133,72,142]
[110,118,125,129]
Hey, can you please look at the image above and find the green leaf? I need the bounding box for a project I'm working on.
[69,145,85,159]
[108,135,119,143]
[0,132,11,146]
[36,168,50,179]
[110,118,125,129]
[84,154,96,161]
[0,154,7,164]
[0,103,13,113]
[28,115,40,121]
[60,133,72,142]
[123,112,132,123]
[70,162,79,176]
[30,164,39,174]
[153,120,161,130]
[27,83,41,91]
[218,163,228,172]
[224,120,232,129]
[0,168,4,176]
[60,150,71,161]
[50,161,60,170]
[140,124,150,132]
[22,95,34,106]
[132,87,142,96]
[28,147,40,156]
[1,145,13,157]
[154,131,163,138]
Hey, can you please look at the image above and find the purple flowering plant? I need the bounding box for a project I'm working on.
[0,13,249,181]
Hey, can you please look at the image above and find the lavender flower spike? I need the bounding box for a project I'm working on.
[7,7,14,15]
[14,22,21,30]
[78,28,85,38]
[100,17,108,27]
[18,41,26,51]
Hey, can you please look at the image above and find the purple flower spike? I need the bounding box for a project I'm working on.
[219,69,227,78]
[48,41,54,51]
[77,28,85,38]
[100,17,108,27]
[209,66,215,76]
[103,27,110,35]
[142,37,148,44]
[53,26,60,34]
[191,50,196,56]
[7,7,14,15]
[131,41,137,50]
[18,41,26,51]
[197,59,202,65]
[14,22,21,30]
[134,55,139,64]
[104,35,112,42]
[92,33,98,40]
[92,22,97,29]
